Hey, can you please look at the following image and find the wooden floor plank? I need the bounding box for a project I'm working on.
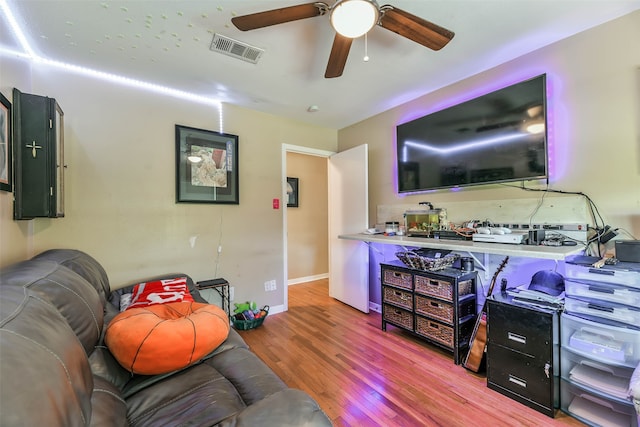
[237,279,585,426]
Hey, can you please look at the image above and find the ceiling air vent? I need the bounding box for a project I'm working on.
[210,34,264,64]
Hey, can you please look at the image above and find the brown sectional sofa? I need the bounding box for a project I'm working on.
[0,249,332,426]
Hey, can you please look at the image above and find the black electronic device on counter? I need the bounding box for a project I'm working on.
[432,230,472,241]
[528,229,546,245]
[615,240,640,263]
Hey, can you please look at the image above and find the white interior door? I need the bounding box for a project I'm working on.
[328,144,369,313]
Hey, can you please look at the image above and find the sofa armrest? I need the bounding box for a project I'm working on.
[218,389,332,427]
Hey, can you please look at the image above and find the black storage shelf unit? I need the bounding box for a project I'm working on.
[381,260,477,364]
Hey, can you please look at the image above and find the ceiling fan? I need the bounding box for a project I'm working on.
[231,0,455,78]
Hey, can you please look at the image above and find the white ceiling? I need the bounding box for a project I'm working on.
[1,1,639,129]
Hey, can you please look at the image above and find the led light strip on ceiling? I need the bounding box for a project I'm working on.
[0,0,224,131]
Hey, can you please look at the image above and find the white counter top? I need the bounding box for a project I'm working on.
[338,233,585,261]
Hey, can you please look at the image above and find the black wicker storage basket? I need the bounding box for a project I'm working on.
[396,251,459,271]
[232,306,269,330]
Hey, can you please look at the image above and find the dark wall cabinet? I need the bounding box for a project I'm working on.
[487,293,560,417]
[13,88,64,219]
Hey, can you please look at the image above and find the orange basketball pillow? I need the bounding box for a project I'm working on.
[105,301,229,375]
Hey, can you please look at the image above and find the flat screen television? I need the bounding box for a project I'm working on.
[396,74,548,193]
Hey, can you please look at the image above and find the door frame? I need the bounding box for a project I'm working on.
[281,144,335,312]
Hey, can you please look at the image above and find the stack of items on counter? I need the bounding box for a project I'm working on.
[232,301,269,330]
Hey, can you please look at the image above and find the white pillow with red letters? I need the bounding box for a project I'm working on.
[126,277,194,310]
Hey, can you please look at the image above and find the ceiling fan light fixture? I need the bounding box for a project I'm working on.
[330,0,379,38]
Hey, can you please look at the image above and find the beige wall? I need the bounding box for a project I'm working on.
[286,152,329,281]
[0,56,337,312]
[338,11,640,239]
[0,56,31,266]
[2,11,639,312]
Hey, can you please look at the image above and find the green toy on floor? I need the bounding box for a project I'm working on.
[233,301,257,315]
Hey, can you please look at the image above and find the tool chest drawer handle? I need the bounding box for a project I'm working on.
[508,375,527,388]
[507,332,526,345]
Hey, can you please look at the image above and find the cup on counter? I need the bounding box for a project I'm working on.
[384,222,399,236]
[460,257,474,271]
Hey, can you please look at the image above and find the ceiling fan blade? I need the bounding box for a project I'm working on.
[325,34,353,78]
[379,5,454,50]
[232,3,325,31]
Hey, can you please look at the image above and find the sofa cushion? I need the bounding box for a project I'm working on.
[89,346,132,390]
[90,376,128,427]
[105,301,229,375]
[1,259,103,353]
[123,347,331,427]
[33,249,111,306]
[127,276,194,309]
[203,346,287,405]
[0,285,93,427]
[125,362,246,426]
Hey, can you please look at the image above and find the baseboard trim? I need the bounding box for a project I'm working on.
[267,304,285,315]
[288,273,329,286]
[369,302,381,313]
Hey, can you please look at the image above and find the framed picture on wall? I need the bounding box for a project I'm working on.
[0,91,11,192]
[287,177,299,207]
[175,124,239,204]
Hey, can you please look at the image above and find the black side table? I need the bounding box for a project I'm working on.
[196,278,230,318]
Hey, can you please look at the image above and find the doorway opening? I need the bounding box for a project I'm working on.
[281,144,334,312]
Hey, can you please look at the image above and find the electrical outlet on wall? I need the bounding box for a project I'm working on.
[264,280,276,291]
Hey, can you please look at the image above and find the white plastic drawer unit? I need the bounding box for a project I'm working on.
[561,313,640,368]
[561,350,635,401]
[561,379,638,427]
[564,297,640,329]
[564,263,640,289]
[564,278,640,307]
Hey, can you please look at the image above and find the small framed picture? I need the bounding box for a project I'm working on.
[286,177,299,208]
[175,124,239,204]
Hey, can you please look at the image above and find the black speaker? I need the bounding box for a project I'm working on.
[527,229,546,245]
[615,240,640,263]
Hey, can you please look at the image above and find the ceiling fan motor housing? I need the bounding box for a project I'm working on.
[330,0,381,39]
[231,1,454,78]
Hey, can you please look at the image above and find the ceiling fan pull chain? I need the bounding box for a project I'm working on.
[364,33,370,62]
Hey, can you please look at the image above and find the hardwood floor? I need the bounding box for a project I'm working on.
[237,279,586,427]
